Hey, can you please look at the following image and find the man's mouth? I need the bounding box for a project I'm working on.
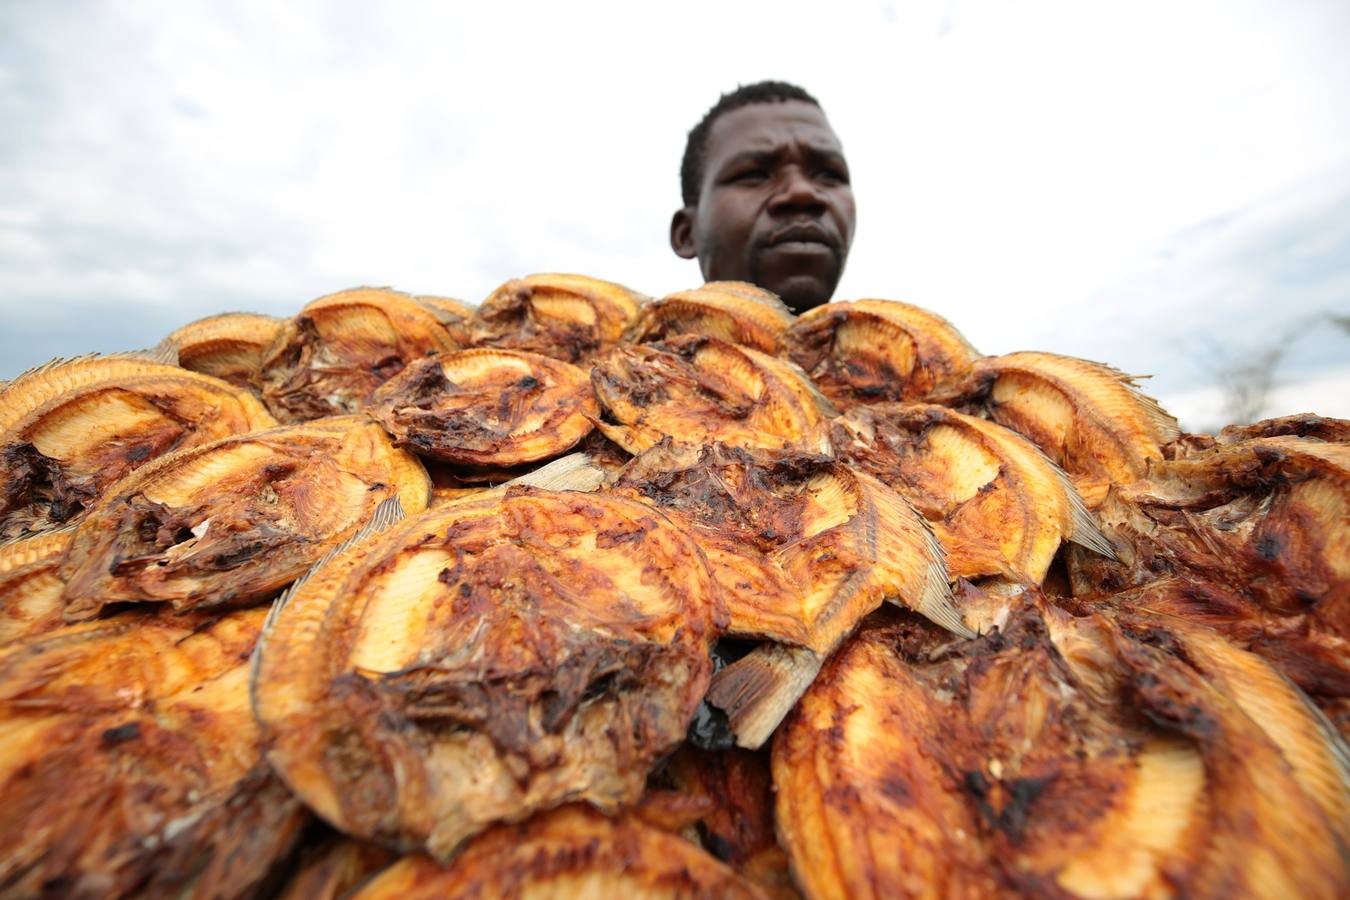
[765,223,837,252]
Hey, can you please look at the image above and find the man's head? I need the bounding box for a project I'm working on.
[671,81,856,314]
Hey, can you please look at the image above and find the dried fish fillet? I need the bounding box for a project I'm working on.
[592,335,834,456]
[1148,616,1350,837]
[783,298,981,409]
[629,281,795,353]
[59,416,429,620]
[0,526,73,645]
[1075,435,1348,625]
[370,349,597,467]
[773,615,998,900]
[0,355,276,539]
[258,287,461,422]
[470,272,645,363]
[254,488,718,859]
[0,607,306,898]
[1218,412,1350,444]
[614,442,964,747]
[1068,430,1350,734]
[832,403,1113,586]
[937,351,1179,502]
[164,311,284,388]
[1096,612,1350,898]
[351,806,766,899]
[775,601,1350,899]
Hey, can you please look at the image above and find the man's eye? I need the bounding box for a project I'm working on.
[731,169,768,184]
[818,168,850,185]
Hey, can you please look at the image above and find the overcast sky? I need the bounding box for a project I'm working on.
[2,0,1348,430]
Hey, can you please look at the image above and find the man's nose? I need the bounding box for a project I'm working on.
[768,166,826,215]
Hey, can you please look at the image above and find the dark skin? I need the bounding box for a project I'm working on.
[671,100,856,314]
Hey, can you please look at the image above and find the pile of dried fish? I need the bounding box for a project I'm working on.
[1,273,1346,898]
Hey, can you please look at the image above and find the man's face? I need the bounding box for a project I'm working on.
[672,100,856,314]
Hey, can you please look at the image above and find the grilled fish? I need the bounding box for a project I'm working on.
[613,441,965,747]
[629,281,795,354]
[1135,613,1350,836]
[350,805,766,899]
[783,298,981,409]
[0,607,306,898]
[0,355,276,539]
[369,349,597,467]
[1217,412,1350,444]
[774,600,1350,899]
[469,273,645,363]
[60,416,429,620]
[1073,434,1347,623]
[592,335,835,456]
[257,287,461,423]
[253,487,719,859]
[935,351,1180,505]
[0,526,73,645]
[832,403,1113,587]
[1067,429,1350,734]
[164,312,284,389]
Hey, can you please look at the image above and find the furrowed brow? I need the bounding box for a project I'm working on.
[716,150,778,175]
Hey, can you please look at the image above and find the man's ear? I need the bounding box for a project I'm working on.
[670,208,698,260]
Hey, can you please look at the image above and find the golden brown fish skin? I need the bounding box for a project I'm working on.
[165,311,285,388]
[1218,413,1350,445]
[469,273,645,364]
[776,599,1350,899]
[58,417,429,620]
[257,287,462,423]
[1134,612,1350,841]
[772,613,997,900]
[0,358,276,539]
[0,526,73,645]
[935,351,1180,498]
[783,298,981,410]
[629,281,796,354]
[254,487,719,860]
[1100,617,1350,898]
[591,335,834,456]
[1072,436,1349,629]
[615,441,963,648]
[351,806,767,900]
[831,403,1112,586]
[0,608,306,899]
[369,349,598,467]
[613,441,962,747]
[1066,576,1350,742]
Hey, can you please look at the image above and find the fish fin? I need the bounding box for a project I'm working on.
[142,338,181,366]
[505,453,608,492]
[704,643,824,750]
[256,496,406,642]
[1118,372,1182,444]
[908,515,975,638]
[1053,459,1118,559]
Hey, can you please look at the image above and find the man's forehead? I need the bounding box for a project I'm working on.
[705,101,843,165]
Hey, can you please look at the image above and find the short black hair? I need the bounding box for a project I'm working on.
[680,80,820,207]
